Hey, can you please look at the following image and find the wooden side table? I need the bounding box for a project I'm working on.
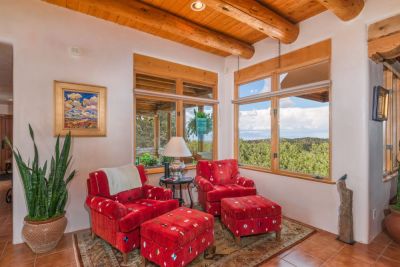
[159,176,194,208]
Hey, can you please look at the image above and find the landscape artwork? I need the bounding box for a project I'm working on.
[64,90,99,129]
[55,81,106,136]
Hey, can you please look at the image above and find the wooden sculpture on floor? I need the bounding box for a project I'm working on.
[337,174,355,244]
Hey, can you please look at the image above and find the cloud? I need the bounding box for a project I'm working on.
[84,105,97,111]
[239,105,329,139]
[239,108,271,131]
[280,98,295,108]
[89,96,98,105]
[67,93,82,100]
[280,106,328,132]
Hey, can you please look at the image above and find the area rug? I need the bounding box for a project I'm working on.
[73,217,315,267]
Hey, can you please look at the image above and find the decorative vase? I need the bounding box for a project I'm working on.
[384,206,400,243]
[22,214,67,253]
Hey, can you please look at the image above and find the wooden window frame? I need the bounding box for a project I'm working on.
[133,54,219,174]
[383,66,400,181]
[234,40,334,184]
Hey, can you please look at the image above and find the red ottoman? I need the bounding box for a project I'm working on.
[140,207,214,267]
[221,195,282,244]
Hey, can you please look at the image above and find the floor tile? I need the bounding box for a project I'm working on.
[35,248,76,267]
[375,256,400,267]
[381,243,400,261]
[0,242,36,266]
[307,232,345,251]
[338,243,380,264]
[296,237,339,261]
[260,257,296,267]
[283,249,324,267]
[322,252,372,267]
[40,233,74,256]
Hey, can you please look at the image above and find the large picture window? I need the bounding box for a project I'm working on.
[134,54,218,173]
[234,54,331,182]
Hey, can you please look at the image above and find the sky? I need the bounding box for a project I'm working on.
[239,95,329,140]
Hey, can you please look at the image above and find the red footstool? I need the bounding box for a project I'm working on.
[140,207,214,267]
[221,195,282,245]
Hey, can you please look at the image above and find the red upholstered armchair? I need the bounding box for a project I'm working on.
[86,165,178,262]
[195,159,257,216]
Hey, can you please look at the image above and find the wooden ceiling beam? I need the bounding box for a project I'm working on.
[43,0,255,58]
[315,0,364,21]
[203,0,299,44]
[368,14,400,63]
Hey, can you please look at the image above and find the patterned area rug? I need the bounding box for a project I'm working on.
[74,217,315,267]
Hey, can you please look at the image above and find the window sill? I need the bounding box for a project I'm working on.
[145,165,196,175]
[239,165,335,185]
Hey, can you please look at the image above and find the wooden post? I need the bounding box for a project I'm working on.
[153,114,160,157]
[140,255,147,267]
[234,236,241,246]
[167,112,171,141]
[123,253,128,265]
[276,230,281,241]
[198,106,205,153]
[91,230,96,240]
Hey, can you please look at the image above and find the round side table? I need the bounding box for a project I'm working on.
[159,176,194,208]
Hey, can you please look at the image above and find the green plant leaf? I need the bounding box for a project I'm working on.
[12,125,76,221]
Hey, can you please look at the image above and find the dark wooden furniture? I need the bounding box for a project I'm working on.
[159,176,194,208]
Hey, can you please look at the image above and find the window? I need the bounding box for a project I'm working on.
[134,54,218,172]
[234,61,331,182]
[279,61,330,90]
[183,82,214,99]
[135,97,176,168]
[238,77,272,98]
[279,91,329,178]
[238,101,271,169]
[383,67,400,179]
[183,103,214,162]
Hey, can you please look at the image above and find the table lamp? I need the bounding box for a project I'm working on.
[163,137,192,179]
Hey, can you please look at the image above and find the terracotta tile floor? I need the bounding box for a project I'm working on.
[0,202,399,266]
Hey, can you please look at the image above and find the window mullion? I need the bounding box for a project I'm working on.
[385,69,393,173]
[177,100,183,137]
[271,73,279,172]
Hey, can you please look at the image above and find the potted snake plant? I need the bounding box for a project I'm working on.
[7,125,76,253]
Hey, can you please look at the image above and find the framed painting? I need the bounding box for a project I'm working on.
[54,81,106,136]
[372,85,389,122]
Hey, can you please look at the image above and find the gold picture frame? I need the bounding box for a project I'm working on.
[54,81,106,136]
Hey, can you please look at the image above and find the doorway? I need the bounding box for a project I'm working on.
[0,42,13,243]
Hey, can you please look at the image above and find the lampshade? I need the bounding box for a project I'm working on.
[163,137,192,157]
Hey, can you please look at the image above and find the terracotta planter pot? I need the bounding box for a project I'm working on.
[22,214,67,253]
[384,206,400,243]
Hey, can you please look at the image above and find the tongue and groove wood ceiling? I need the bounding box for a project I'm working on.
[43,0,364,59]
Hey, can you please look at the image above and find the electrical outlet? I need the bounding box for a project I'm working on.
[372,209,377,220]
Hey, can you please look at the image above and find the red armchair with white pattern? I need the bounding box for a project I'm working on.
[195,159,257,216]
[86,165,178,262]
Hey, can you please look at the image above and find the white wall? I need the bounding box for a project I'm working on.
[222,0,400,243]
[0,0,224,244]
